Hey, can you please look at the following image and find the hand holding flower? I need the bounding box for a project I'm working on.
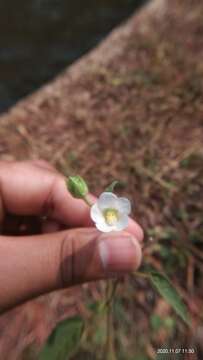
[0,161,143,312]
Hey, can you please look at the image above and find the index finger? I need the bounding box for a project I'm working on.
[0,161,144,241]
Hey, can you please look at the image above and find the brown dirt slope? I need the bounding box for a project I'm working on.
[0,0,202,358]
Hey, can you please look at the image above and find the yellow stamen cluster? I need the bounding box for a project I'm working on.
[103,208,119,226]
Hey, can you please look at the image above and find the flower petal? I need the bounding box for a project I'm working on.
[90,203,103,222]
[98,192,118,210]
[115,214,129,231]
[116,197,131,215]
[95,220,113,233]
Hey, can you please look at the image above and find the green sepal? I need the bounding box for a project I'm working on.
[67,176,88,199]
[105,180,120,193]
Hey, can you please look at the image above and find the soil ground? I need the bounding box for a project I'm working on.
[0,0,202,359]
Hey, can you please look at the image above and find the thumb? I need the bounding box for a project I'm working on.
[0,229,142,311]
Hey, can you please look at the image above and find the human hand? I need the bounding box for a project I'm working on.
[0,160,143,312]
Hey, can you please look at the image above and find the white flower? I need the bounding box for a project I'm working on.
[90,192,131,233]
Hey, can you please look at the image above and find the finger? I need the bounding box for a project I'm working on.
[30,159,57,172]
[0,161,92,227]
[0,229,142,311]
[128,218,144,242]
[0,161,144,241]
[41,219,61,233]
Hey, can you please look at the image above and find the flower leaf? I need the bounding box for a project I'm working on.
[148,271,191,326]
[38,315,83,360]
[67,176,88,199]
[105,181,120,193]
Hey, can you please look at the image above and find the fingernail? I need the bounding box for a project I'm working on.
[98,235,141,274]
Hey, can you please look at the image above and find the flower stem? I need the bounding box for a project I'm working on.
[104,279,117,360]
[83,195,92,207]
[133,271,150,279]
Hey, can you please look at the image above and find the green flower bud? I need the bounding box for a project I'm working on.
[67,176,88,199]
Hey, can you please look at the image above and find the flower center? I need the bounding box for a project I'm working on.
[103,208,119,226]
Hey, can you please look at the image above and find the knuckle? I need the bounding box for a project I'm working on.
[41,174,65,216]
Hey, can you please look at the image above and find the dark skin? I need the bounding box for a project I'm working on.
[0,160,143,312]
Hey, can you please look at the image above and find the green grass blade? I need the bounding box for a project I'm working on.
[149,271,191,326]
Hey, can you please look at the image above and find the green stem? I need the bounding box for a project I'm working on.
[104,279,117,360]
[133,271,150,279]
[83,195,93,207]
